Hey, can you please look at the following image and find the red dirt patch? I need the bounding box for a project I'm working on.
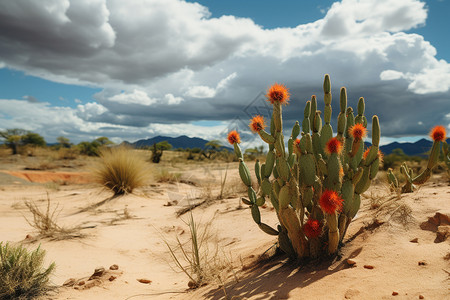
[1,170,92,184]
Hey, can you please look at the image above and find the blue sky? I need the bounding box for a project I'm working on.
[0,0,449,146]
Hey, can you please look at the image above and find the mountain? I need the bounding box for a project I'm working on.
[366,138,449,156]
[130,135,230,150]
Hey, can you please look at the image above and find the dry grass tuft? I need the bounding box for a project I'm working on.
[155,169,181,183]
[0,242,55,299]
[364,186,414,227]
[24,194,84,241]
[92,146,150,195]
[162,210,236,289]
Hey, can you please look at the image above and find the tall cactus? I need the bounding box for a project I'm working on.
[228,74,383,258]
[387,125,447,193]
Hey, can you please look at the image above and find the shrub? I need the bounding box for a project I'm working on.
[0,242,55,299]
[92,146,149,195]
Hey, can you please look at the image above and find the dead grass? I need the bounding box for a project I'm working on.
[155,169,182,183]
[23,193,84,241]
[162,210,237,289]
[92,146,150,195]
[364,186,414,227]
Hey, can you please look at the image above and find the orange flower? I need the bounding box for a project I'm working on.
[227,130,240,145]
[249,115,266,133]
[363,148,383,162]
[294,138,301,151]
[430,125,446,142]
[303,218,322,239]
[266,83,290,105]
[325,137,343,155]
[319,190,343,215]
[349,123,367,141]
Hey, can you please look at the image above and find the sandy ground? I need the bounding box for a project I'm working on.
[0,156,449,300]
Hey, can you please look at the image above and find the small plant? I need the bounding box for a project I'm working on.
[387,125,447,192]
[163,210,224,288]
[24,194,83,240]
[92,146,149,195]
[0,242,55,299]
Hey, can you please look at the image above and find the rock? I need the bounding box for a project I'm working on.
[346,259,357,266]
[363,265,374,269]
[89,267,105,280]
[84,279,102,289]
[25,234,33,239]
[392,291,399,296]
[137,278,152,284]
[188,280,197,289]
[418,261,427,266]
[435,225,449,243]
[420,212,450,232]
[344,289,360,299]
[109,276,117,282]
[419,295,424,299]
[109,264,119,270]
[78,280,85,286]
[63,278,77,287]
[409,238,419,243]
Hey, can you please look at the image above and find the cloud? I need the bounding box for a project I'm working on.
[0,0,449,143]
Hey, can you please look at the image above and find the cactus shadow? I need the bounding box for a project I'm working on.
[203,247,363,300]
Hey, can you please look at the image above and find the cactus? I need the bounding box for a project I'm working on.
[443,141,450,182]
[228,75,383,258]
[386,125,447,193]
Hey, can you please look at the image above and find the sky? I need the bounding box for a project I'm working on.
[0,0,449,147]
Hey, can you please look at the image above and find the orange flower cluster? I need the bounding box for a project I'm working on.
[249,115,266,133]
[430,125,446,142]
[227,130,240,145]
[349,124,367,141]
[325,137,343,155]
[319,190,343,215]
[266,83,290,105]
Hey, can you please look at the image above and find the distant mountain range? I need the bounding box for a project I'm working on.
[127,135,449,156]
[127,135,229,150]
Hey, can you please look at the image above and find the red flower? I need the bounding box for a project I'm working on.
[227,130,240,145]
[349,123,367,141]
[430,125,446,142]
[266,83,290,105]
[325,137,343,155]
[304,218,322,239]
[319,190,343,215]
[249,115,266,133]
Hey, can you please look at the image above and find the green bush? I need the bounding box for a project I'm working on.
[0,242,55,299]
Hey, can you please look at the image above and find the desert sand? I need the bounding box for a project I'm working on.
[0,153,449,300]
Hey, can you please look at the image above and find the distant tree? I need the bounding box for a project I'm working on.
[155,141,172,151]
[57,136,71,148]
[95,136,114,146]
[202,140,222,159]
[22,132,46,147]
[0,129,46,154]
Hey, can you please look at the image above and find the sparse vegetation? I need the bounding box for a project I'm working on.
[155,168,181,183]
[24,194,83,241]
[163,210,231,289]
[0,242,55,299]
[92,146,149,195]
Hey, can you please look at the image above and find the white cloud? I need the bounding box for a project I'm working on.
[109,89,158,105]
[380,70,404,80]
[164,93,184,105]
[185,72,237,98]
